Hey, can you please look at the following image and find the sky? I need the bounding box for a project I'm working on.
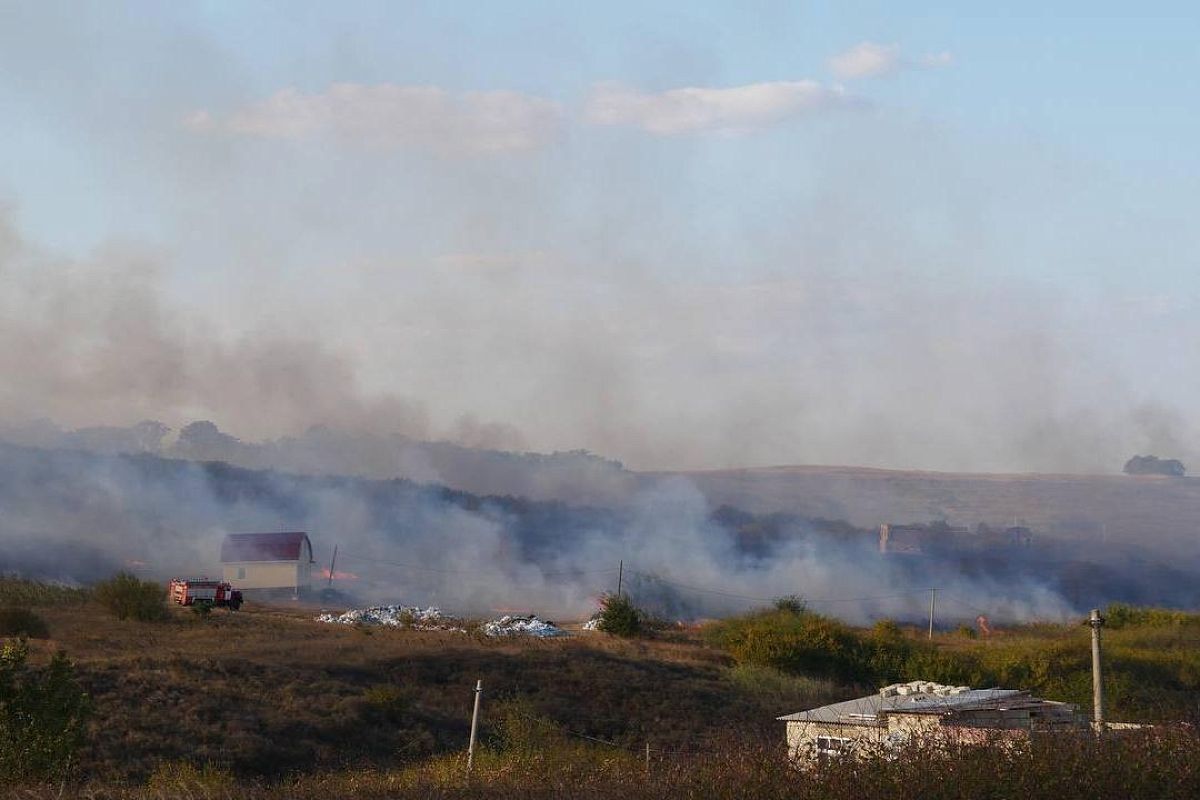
[1,1,1200,472]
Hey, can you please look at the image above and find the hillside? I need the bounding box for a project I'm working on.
[659,465,1200,561]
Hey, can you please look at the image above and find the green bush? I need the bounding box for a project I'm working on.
[93,572,167,622]
[0,640,91,784]
[0,578,88,608]
[0,608,50,639]
[706,603,869,681]
[1105,603,1198,629]
[596,593,644,637]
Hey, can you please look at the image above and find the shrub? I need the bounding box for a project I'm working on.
[0,608,50,639]
[596,593,644,637]
[0,639,91,784]
[1105,603,1197,629]
[0,578,89,607]
[92,572,167,621]
[707,604,869,681]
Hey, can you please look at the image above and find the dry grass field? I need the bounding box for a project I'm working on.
[19,599,838,783]
[6,585,1200,798]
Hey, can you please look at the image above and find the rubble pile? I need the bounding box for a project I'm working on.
[481,614,569,638]
[316,605,463,632]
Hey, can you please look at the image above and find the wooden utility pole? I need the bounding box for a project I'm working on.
[467,679,483,777]
[617,560,624,597]
[927,588,937,640]
[327,544,338,589]
[1089,609,1105,728]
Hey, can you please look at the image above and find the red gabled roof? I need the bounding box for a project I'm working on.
[220,532,313,563]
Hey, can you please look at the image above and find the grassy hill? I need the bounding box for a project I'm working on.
[660,465,1200,560]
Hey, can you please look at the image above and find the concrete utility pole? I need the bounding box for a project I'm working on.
[467,679,483,776]
[1089,608,1105,728]
[928,588,937,640]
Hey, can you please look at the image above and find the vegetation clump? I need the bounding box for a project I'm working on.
[93,572,168,622]
[0,607,50,639]
[0,640,91,784]
[596,593,645,637]
[0,577,89,607]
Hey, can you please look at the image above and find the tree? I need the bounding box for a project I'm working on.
[1123,455,1186,477]
[93,572,167,622]
[596,593,644,637]
[0,640,91,783]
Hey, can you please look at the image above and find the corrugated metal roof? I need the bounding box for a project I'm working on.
[777,688,1029,725]
[220,532,313,563]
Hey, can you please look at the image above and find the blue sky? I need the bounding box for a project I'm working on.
[1,1,1198,471]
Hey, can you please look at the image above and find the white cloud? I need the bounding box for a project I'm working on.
[828,41,954,80]
[187,83,563,155]
[829,42,904,79]
[584,80,857,136]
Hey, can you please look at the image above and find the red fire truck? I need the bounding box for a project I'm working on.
[168,578,243,610]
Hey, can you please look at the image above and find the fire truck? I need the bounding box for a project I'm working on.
[168,578,243,610]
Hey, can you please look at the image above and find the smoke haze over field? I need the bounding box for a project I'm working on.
[4,6,1200,473]
[7,441,1173,624]
[4,4,1200,624]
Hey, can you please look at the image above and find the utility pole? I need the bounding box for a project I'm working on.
[617,560,624,598]
[645,741,650,775]
[327,544,338,589]
[928,588,937,640]
[1089,608,1105,729]
[467,679,483,777]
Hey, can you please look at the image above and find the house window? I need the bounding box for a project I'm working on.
[236,567,246,580]
[816,736,851,758]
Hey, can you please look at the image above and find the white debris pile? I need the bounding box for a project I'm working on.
[481,614,569,638]
[315,605,462,631]
[581,616,602,631]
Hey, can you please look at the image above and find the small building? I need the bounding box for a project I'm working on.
[220,532,315,595]
[879,523,970,555]
[779,680,1083,761]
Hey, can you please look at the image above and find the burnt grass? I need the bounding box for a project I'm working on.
[22,602,838,783]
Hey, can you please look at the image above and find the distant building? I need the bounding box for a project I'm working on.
[778,681,1083,761]
[220,532,314,595]
[878,523,969,555]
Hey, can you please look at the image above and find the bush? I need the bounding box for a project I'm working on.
[0,640,91,783]
[596,593,644,637]
[93,572,167,622]
[0,608,50,639]
[1105,603,1197,629]
[0,578,89,608]
[706,604,869,682]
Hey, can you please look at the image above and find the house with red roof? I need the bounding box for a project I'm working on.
[220,532,315,594]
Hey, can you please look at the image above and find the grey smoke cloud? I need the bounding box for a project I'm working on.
[0,441,1095,624]
[0,195,1196,475]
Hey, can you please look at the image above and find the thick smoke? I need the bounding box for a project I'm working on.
[5,441,1195,624]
